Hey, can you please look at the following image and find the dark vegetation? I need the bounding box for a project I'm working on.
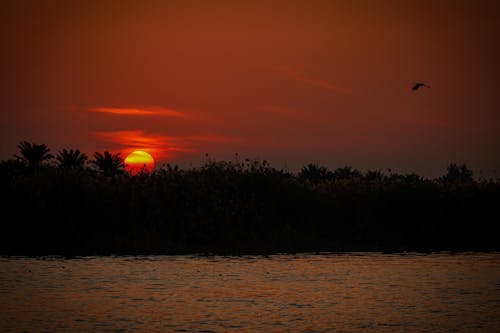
[1,142,499,255]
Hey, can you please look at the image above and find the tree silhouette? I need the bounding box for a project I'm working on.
[56,149,88,169]
[333,166,361,180]
[91,151,124,176]
[364,169,385,182]
[1,142,500,255]
[443,163,473,183]
[15,141,54,169]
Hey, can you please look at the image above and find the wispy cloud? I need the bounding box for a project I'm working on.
[277,67,351,95]
[93,130,238,160]
[94,130,191,159]
[89,106,190,118]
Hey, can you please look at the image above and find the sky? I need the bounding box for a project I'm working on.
[1,0,499,178]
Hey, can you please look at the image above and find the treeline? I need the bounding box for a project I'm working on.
[0,142,499,255]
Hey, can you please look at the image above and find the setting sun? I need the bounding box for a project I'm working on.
[124,150,155,175]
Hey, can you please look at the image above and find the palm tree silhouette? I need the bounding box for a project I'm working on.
[56,149,88,169]
[91,151,124,176]
[333,166,361,180]
[15,141,54,169]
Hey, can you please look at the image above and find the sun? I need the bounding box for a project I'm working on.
[124,150,155,175]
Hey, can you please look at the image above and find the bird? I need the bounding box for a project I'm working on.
[412,82,431,91]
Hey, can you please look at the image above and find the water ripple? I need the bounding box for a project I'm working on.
[1,253,499,332]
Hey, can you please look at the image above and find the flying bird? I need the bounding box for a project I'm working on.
[412,82,431,91]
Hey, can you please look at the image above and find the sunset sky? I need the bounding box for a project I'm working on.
[1,0,499,177]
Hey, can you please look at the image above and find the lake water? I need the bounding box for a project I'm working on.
[1,253,499,332]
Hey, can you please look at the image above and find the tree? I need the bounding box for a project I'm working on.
[56,149,88,169]
[443,163,473,183]
[333,166,361,180]
[364,169,385,182]
[15,141,54,169]
[91,151,124,176]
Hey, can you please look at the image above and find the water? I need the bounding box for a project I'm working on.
[1,253,499,332]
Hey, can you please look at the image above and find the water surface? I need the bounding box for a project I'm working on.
[1,253,499,332]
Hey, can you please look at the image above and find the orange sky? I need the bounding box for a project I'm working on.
[1,0,499,177]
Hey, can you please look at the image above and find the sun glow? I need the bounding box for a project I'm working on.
[124,150,155,175]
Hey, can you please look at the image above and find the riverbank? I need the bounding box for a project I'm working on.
[1,161,499,255]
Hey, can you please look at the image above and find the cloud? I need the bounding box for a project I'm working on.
[93,130,238,161]
[89,106,190,118]
[93,130,192,159]
[277,67,351,95]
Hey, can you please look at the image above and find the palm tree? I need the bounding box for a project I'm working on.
[91,151,124,176]
[15,141,54,169]
[364,169,385,182]
[56,149,88,169]
[333,166,361,180]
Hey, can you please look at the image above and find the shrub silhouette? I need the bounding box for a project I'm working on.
[298,164,334,184]
[0,159,27,176]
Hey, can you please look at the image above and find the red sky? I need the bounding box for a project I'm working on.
[1,0,499,177]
